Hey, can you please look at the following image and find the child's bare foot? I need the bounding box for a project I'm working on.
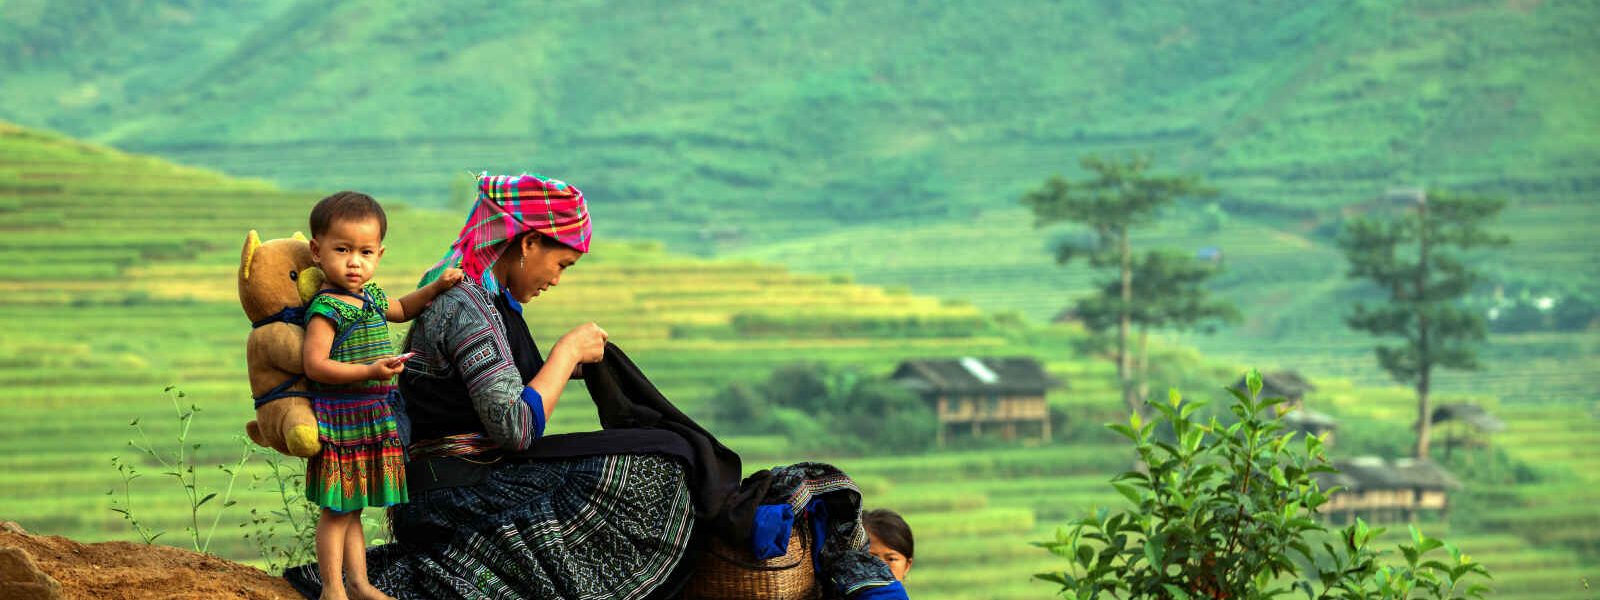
[346,581,396,600]
[318,587,350,600]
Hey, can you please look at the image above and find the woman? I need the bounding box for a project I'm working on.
[287,173,699,600]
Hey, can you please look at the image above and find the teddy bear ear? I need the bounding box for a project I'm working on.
[291,232,307,242]
[242,230,262,280]
[299,267,326,304]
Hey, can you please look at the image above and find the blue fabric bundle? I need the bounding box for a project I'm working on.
[750,503,795,560]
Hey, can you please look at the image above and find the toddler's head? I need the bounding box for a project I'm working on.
[308,191,388,294]
[863,508,914,581]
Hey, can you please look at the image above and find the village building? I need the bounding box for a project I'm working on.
[892,357,1061,447]
[1318,456,1462,524]
[1051,306,1082,326]
[1431,403,1506,457]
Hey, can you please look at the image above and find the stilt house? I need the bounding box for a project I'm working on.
[892,357,1060,446]
[1318,457,1462,524]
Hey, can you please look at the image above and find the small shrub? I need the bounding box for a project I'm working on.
[714,362,936,455]
[1034,370,1492,599]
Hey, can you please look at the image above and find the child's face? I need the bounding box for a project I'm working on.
[309,217,386,294]
[867,530,912,581]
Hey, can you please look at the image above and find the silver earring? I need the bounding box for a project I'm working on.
[519,255,525,268]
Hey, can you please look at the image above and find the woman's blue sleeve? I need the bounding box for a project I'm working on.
[520,386,547,439]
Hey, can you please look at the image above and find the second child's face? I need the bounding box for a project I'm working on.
[310,217,385,294]
[867,531,912,581]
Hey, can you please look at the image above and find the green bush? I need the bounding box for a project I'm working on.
[712,362,936,455]
[1034,370,1492,599]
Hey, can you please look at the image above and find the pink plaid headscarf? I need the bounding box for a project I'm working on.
[419,172,590,292]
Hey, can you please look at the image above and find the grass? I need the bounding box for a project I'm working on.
[0,123,1595,597]
[0,123,1117,596]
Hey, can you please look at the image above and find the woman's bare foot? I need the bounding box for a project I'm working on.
[346,581,396,600]
[318,587,349,600]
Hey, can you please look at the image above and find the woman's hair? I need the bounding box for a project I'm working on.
[310,191,387,240]
[863,508,913,559]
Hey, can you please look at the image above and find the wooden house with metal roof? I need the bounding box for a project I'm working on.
[892,357,1061,446]
[1431,403,1505,457]
[1318,457,1463,523]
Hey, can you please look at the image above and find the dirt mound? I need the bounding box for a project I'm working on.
[0,523,302,600]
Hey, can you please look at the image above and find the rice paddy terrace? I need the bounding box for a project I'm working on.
[1,123,1595,598]
[5,4,1595,409]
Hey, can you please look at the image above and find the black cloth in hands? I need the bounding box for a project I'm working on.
[507,341,744,521]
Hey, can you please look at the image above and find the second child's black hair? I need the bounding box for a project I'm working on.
[309,191,387,239]
[863,508,914,559]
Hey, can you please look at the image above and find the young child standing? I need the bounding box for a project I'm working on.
[301,191,461,600]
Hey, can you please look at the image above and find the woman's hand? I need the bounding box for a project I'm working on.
[555,322,608,364]
[527,323,607,423]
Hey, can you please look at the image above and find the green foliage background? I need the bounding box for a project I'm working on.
[1,0,1597,596]
[3,0,1593,397]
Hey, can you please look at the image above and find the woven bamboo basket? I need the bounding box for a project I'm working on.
[684,525,819,600]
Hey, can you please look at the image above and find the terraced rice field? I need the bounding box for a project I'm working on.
[1,123,1595,597]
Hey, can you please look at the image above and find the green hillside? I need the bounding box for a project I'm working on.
[0,122,1102,597]
[5,1,1596,217]
[2,1,1595,414]
[4,0,1600,589]
[3,123,1598,596]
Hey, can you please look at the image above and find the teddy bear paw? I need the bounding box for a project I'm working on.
[286,425,322,458]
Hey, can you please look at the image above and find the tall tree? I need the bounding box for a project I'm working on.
[1338,190,1508,459]
[1021,155,1214,414]
[1077,249,1240,404]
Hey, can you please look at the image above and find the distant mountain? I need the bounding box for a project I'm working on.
[4,1,1595,363]
[4,1,1594,219]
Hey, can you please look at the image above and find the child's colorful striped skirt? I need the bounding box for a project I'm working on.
[307,388,408,512]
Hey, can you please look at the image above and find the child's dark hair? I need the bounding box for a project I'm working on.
[309,191,387,239]
[863,508,913,559]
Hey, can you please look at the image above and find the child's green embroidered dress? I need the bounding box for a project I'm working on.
[305,283,407,512]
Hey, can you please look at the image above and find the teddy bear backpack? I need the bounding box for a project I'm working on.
[237,231,325,458]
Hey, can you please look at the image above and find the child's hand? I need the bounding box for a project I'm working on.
[437,268,464,288]
[367,356,407,379]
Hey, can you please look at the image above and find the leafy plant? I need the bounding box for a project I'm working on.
[712,361,936,455]
[1034,370,1492,599]
[110,384,252,554]
[107,453,162,544]
[241,449,318,574]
